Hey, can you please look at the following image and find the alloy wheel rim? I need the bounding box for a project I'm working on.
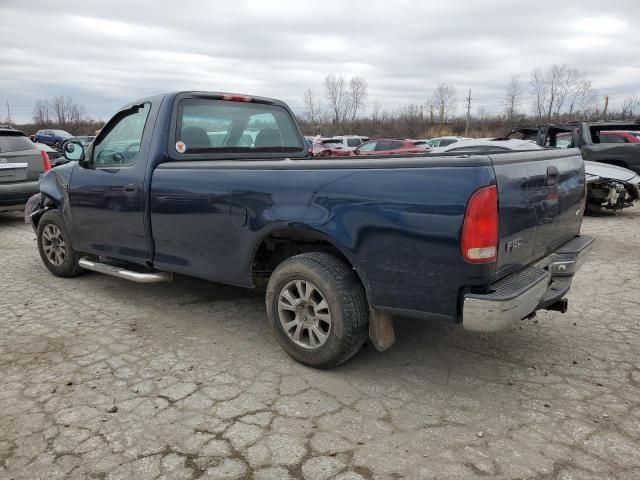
[277,279,332,350]
[42,224,66,266]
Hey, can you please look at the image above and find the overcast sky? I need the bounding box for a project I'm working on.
[2,0,640,123]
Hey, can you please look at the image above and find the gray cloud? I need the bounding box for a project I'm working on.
[2,0,640,122]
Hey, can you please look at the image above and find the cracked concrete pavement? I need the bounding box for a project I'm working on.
[1,206,639,479]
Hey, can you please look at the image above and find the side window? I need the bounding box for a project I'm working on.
[440,139,456,146]
[93,104,150,167]
[347,138,361,147]
[356,141,377,152]
[388,141,404,150]
[375,141,392,151]
[599,133,626,144]
[554,134,573,149]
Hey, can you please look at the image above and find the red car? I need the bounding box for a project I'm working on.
[316,138,429,157]
[597,131,640,144]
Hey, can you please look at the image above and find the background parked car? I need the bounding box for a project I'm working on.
[330,135,369,150]
[596,130,640,144]
[349,138,430,156]
[431,138,540,153]
[434,137,640,214]
[424,136,471,148]
[34,142,64,163]
[0,127,52,210]
[34,129,73,149]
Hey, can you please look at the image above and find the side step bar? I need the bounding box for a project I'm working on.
[78,258,172,283]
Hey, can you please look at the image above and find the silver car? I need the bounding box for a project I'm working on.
[0,127,50,211]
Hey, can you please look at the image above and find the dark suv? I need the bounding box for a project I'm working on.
[0,127,51,210]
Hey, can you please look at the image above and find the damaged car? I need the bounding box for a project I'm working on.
[507,123,640,214]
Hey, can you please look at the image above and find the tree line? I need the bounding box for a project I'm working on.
[299,65,640,139]
[4,64,639,140]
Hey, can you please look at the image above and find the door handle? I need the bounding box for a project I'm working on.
[546,166,559,186]
[123,183,138,194]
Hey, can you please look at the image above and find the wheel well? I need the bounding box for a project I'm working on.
[251,229,358,288]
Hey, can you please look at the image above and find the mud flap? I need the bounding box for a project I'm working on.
[369,308,395,352]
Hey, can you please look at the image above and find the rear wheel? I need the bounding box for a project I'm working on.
[37,210,83,277]
[265,252,368,369]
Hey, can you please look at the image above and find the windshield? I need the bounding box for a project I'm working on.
[177,99,304,155]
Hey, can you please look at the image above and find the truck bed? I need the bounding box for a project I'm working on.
[150,149,584,321]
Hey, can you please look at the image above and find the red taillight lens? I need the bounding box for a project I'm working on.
[461,185,499,263]
[40,150,52,172]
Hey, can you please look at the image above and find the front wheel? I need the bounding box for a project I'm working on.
[265,252,369,369]
[37,210,83,277]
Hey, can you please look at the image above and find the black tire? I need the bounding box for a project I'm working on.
[37,210,83,277]
[265,252,369,369]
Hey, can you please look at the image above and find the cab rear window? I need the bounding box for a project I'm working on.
[176,99,304,155]
[0,133,35,152]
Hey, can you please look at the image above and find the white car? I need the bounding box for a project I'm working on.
[329,135,369,151]
[431,138,640,214]
[424,136,471,148]
[431,138,541,153]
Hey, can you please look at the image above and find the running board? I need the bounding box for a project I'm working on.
[78,258,172,283]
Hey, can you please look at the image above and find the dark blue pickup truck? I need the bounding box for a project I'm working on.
[27,91,593,368]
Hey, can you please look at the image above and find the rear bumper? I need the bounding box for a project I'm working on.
[462,235,594,332]
[0,181,40,207]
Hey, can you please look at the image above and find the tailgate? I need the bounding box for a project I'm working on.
[0,149,43,183]
[491,148,585,279]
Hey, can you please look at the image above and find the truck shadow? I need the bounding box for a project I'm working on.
[83,269,559,382]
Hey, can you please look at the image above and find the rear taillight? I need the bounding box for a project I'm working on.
[461,185,499,263]
[222,94,252,102]
[40,150,52,172]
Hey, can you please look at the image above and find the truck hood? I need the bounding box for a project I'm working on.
[584,161,639,183]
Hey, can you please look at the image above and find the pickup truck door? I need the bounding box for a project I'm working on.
[68,102,156,263]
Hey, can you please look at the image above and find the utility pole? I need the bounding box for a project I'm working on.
[603,95,609,119]
[464,89,472,136]
[5,101,11,126]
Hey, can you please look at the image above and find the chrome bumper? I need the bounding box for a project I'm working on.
[463,235,594,332]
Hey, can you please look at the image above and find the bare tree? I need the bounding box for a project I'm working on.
[348,76,368,122]
[323,74,348,127]
[50,95,84,127]
[33,100,51,126]
[431,82,457,123]
[530,68,547,120]
[503,75,523,119]
[397,104,423,138]
[530,65,595,120]
[302,88,324,127]
[544,64,567,120]
[370,101,382,124]
[567,77,593,116]
[622,92,640,119]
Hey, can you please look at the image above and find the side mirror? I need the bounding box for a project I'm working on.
[64,140,85,162]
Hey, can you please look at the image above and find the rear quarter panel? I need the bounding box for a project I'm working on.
[150,158,496,321]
